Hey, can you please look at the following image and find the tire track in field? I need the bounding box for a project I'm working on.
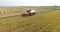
[19,21,52,32]
[16,20,40,31]
[19,21,41,32]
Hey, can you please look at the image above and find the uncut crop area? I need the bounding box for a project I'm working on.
[0,6,60,32]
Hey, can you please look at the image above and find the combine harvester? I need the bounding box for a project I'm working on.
[22,8,36,17]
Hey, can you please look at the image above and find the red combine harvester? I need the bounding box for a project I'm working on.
[22,9,36,17]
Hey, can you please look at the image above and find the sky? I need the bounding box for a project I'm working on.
[0,0,60,6]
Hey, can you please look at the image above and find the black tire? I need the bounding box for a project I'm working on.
[22,14,28,17]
